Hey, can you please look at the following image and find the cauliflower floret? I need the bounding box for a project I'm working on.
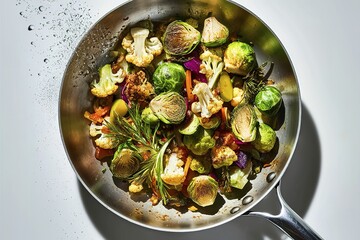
[89,117,120,149]
[199,49,224,90]
[231,87,245,107]
[122,27,163,67]
[145,37,163,56]
[211,146,237,169]
[129,182,144,193]
[91,62,128,98]
[191,82,223,118]
[161,153,186,186]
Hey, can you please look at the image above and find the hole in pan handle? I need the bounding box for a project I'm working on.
[245,182,323,240]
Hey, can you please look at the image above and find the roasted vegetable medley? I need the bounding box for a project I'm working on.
[84,17,283,209]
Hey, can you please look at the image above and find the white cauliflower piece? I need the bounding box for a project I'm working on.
[191,82,223,118]
[231,87,245,107]
[89,117,120,149]
[161,153,186,186]
[199,49,224,90]
[122,27,163,67]
[91,63,128,98]
[129,182,144,193]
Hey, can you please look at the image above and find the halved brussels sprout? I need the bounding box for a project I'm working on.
[224,42,257,76]
[152,62,186,94]
[201,17,229,47]
[149,91,186,124]
[252,122,276,153]
[255,86,282,116]
[110,146,141,179]
[231,104,257,142]
[187,175,218,207]
[162,20,201,55]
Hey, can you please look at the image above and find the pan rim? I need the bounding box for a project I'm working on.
[58,0,302,232]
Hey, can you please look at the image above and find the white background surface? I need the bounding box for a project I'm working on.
[1,0,359,239]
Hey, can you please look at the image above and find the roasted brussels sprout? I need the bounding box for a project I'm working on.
[255,86,282,116]
[190,155,212,174]
[149,91,186,124]
[224,42,257,76]
[110,146,141,179]
[231,104,257,142]
[201,17,229,47]
[252,122,276,153]
[152,62,186,94]
[162,20,201,55]
[187,175,218,207]
[141,107,159,125]
[183,127,216,156]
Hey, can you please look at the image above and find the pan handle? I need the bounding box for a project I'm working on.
[245,182,323,240]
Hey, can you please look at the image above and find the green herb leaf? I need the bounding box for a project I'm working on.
[106,103,174,204]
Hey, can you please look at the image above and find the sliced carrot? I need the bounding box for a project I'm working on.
[183,156,192,178]
[179,156,193,198]
[84,105,111,123]
[220,107,228,129]
[263,163,272,168]
[185,70,195,102]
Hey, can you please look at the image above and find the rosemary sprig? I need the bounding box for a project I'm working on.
[105,103,173,204]
[128,137,173,204]
[153,137,173,204]
[106,104,159,149]
[243,61,274,104]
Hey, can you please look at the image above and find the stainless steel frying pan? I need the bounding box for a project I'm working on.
[59,0,322,238]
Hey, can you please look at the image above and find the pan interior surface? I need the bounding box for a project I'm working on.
[59,0,300,232]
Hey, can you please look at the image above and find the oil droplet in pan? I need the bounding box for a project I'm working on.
[242,195,253,205]
[230,207,240,214]
[266,172,276,183]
